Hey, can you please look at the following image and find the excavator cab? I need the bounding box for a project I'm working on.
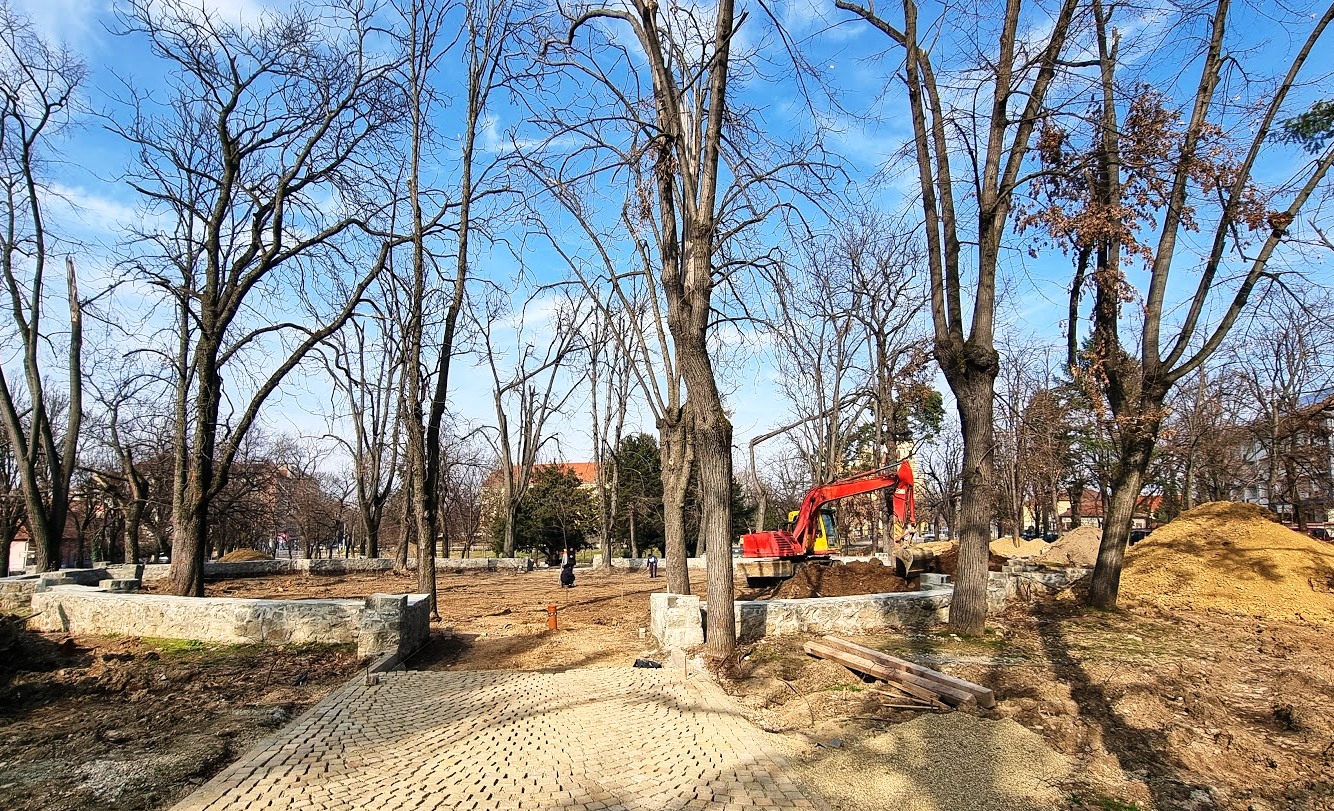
[783,508,837,554]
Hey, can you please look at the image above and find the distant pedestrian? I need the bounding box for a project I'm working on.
[559,547,576,588]
[646,552,659,578]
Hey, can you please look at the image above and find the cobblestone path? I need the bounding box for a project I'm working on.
[171,668,827,811]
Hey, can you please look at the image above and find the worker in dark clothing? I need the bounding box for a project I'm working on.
[646,552,659,578]
[559,548,576,588]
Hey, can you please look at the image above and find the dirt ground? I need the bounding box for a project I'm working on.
[11,564,1334,811]
[0,619,359,811]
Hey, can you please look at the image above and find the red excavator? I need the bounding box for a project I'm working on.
[739,459,915,585]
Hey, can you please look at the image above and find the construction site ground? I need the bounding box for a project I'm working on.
[3,565,1331,810]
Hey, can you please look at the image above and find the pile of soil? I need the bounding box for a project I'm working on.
[934,545,1008,576]
[218,548,273,562]
[1121,500,1334,625]
[1042,525,1102,566]
[768,560,918,599]
[989,537,1050,558]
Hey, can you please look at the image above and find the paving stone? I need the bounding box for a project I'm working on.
[171,668,827,811]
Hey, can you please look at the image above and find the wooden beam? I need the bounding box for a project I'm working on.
[803,641,977,707]
[820,636,997,708]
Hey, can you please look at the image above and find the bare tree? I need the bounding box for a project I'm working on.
[837,0,1084,633]
[917,418,964,538]
[113,0,403,595]
[322,313,402,559]
[0,7,86,572]
[757,210,931,551]
[439,430,489,558]
[518,176,695,594]
[538,0,834,655]
[583,306,635,568]
[1023,0,1334,607]
[85,360,174,565]
[387,0,528,618]
[1227,292,1334,527]
[479,288,589,559]
[0,418,25,575]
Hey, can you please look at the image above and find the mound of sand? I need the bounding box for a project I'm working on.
[218,548,273,562]
[1121,501,1334,625]
[989,537,1050,558]
[1042,525,1102,566]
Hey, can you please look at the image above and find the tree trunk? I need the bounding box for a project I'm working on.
[1088,440,1153,608]
[695,410,735,656]
[678,330,735,656]
[659,410,692,595]
[942,350,999,635]
[170,355,221,596]
[170,504,208,597]
[412,457,438,617]
[395,485,412,570]
[878,492,894,556]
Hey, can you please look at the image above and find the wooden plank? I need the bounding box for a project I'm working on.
[869,684,948,710]
[806,642,972,707]
[803,641,976,707]
[819,636,997,708]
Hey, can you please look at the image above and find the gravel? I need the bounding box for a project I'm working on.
[794,712,1072,811]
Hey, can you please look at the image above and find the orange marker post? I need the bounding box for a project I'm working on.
[547,603,558,630]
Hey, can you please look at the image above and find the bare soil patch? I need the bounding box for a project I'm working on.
[1044,525,1104,567]
[167,566,691,671]
[713,597,1334,811]
[991,537,1052,558]
[0,616,358,811]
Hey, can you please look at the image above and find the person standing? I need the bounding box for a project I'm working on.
[646,552,659,578]
[559,548,576,588]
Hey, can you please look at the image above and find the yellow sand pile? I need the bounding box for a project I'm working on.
[989,537,1050,558]
[1121,501,1334,625]
[1042,524,1103,566]
[218,547,273,562]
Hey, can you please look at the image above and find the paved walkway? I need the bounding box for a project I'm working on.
[171,668,828,811]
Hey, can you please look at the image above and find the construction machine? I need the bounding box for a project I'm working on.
[739,460,915,586]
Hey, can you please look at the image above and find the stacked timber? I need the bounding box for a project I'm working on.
[803,635,996,711]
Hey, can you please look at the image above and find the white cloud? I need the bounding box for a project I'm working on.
[8,0,109,47]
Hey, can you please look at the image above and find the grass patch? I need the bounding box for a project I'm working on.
[828,683,865,693]
[1068,793,1145,811]
[140,638,355,664]
[143,638,208,655]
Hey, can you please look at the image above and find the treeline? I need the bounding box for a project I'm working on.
[1,0,1330,652]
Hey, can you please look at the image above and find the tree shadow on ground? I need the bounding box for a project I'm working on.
[1032,602,1201,810]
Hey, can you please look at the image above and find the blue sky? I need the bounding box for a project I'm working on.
[8,0,1332,475]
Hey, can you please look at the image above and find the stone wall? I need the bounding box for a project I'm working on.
[649,593,705,648]
[138,556,533,582]
[592,556,708,571]
[0,576,37,614]
[649,563,1093,649]
[987,562,1091,612]
[734,591,952,641]
[28,586,429,659]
